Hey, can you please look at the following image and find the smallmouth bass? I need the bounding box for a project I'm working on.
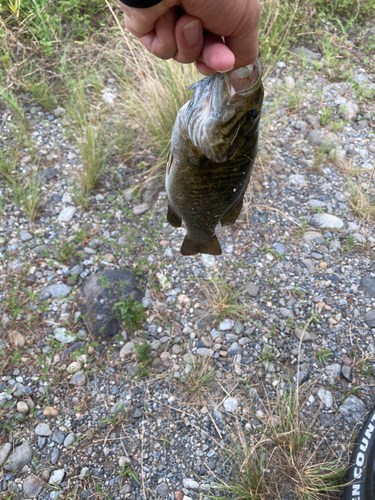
[166,60,264,256]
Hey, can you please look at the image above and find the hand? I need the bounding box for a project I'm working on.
[117,0,260,75]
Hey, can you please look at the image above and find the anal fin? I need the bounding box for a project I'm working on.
[167,204,182,228]
[220,198,243,226]
[181,235,222,256]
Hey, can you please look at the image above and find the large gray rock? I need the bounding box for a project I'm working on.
[325,363,341,384]
[360,276,375,298]
[79,270,143,338]
[364,310,375,328]
[339,395,366,423]
[309,213,344,229]
[23,474,44,497]
[340,101,359,122]
[306,130,337,152]
[4,441,33,471]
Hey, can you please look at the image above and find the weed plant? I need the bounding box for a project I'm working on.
[182,356,216,399]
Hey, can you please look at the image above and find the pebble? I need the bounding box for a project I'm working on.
[361,276,375,297]
[294,328,316,341]
[364,310,375,328]
[52,430,65,444]
[53,327,77,344]
[35,423,52,436]
[58,206,76,223]
[156,482,169,498]
[339,395,366,423]
[23,474,44,497]
[317,389,334,409]
[133,203,149,215]
[39,284,72,300]
[51,447,60,465]
[295,371,309,386]
[69,371,86,386]
[49,469,65,486]
[7,330,26,347]
[325,363,341,384]
[0,443,12,466]
[120,342,135,359]
[246,282,260,297]
[17,401,29,414]
[64,433,75,448]
[183,478,199,489]
[309,213,344,229]
[43,406,59,417]
[219,319,234,331]
[4,441,33,471]
[223,397,238,412]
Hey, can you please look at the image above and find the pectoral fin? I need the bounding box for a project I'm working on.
[167,205,182,228]
[220,198,243,226]
[181,235,222,256]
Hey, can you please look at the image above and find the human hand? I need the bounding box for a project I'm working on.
[117,0,260,75]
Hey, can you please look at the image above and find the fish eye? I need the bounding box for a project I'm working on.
[247,109,258,120]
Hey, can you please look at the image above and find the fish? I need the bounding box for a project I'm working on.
[165,60,264,256]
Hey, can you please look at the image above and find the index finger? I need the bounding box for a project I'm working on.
[117,1,169,37]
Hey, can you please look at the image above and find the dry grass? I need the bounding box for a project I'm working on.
[212,386,348,500]
[348,168,375,222]
[182,356,216,400]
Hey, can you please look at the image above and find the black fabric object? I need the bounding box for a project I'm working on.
[118,0,162,7]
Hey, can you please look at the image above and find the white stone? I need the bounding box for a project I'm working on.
[317,389,333,409]
[223,397,238,413]
[183,478,199,489]
[58,206,76,223]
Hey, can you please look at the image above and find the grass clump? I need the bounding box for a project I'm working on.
[114,298,147,333]
[212,387,348,500]
[348,172,375,222]
[183,356,216,399]
[134,340,152,379]
[203,271,249,322]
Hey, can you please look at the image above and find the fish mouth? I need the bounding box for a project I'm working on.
[228,60,262,104]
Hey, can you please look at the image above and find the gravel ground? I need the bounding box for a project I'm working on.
[0,30,375,500]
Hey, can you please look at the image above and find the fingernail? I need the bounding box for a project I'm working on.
[217,66,234,73]
[182,20,201,45]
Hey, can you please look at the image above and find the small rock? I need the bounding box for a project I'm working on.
[69,371,86,386]
[53,106,65,117]
[0,443,12,466]
[196,348,214,356]
[43,406,59,417]
[287,174,305,185]
[364,310,375,328]
[120,342,135,359]
[49,469,65,486]
[12,382,26,397]
[8,330,26,347]
[17,401,29,414]
[273,242,286,254]
[279,307,294,318]
[309,213,344,229]
[58,206,76,223]
[119,456,131,467]
[183,478,199,489]
[35,423,52,436]
[66,361,81,374]
[325,363,341,384]
[23,474,44,497]
[284,76,295,89]
[292,46,322,60]
[223,397,238,412]
[294,328,316,341]
[306,130,337,151]
[20,230,33,241]
[156,482,169,498]
[39,284,72,301]
[342,365,351,381]
[53,327,77,344]
[360,276,375,298]
[219,319,234,331]
[4,441,33,471]
[64,433,75,448]
[305,114,321,130]
[246,282,259,297]
[51,447,60,465]
[295,370,309,386]
[317,389,333,409]
[0,392,13,406]
[133,203,149,215]
[52,430,65,445]
[340,101,359,121]
[339,395,366,423]
[301,258,316,273]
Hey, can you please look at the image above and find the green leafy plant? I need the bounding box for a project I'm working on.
[113,299,147,333]
[183,356,216,398]
[134,340,152,379]
[316,348,333,363]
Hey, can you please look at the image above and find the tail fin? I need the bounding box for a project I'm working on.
[180,235,222,256]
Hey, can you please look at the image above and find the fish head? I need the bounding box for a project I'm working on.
[182,60,264,163]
